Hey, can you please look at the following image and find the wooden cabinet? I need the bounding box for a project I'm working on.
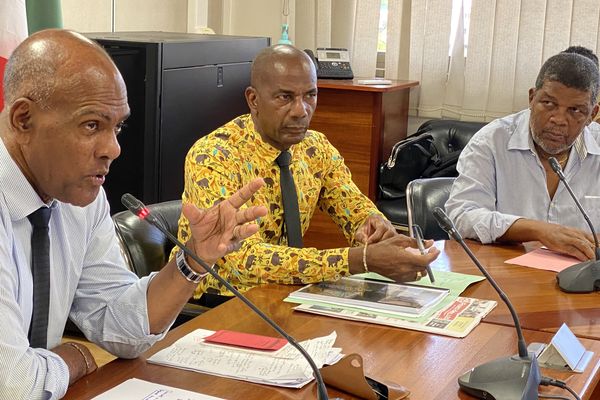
[304,79,419,249]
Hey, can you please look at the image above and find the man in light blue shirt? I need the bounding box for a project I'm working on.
[446,52,600,261]
[0,29,266,399]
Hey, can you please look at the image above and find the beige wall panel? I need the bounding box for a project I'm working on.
[225,0,283,44]
[62,0,112,32]
[62,0,188,33]
[115,0,188,32]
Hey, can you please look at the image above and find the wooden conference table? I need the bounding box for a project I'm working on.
[435,240,600,340]
[64,241,600,400]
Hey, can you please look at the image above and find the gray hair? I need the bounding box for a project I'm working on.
[2,29,111,109]
[535,52,600,106]
[3,43,65,109]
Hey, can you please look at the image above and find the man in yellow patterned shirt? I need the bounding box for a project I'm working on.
[175,45,439,307]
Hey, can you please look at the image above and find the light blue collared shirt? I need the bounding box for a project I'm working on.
[0,140,169,399]
[445,109,600,243]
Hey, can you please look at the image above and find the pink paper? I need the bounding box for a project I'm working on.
[505,248,579,272]
[204,330,287,351]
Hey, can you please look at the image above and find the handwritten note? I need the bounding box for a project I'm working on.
[147,329,340,388]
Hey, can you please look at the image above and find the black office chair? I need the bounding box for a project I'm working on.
[112,200,208,324]
[406,177,456,241]
[377,119,485,226]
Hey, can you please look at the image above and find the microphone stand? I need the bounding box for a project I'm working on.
[121,194,334,400]
[548,157,600,293]
[432,207,541,400]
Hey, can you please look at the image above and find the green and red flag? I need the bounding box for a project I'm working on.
[1,0,62,111]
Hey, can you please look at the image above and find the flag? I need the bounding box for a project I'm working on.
[26,0,62,35]
[0,0,28,111]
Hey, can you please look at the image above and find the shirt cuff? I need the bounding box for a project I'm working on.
[37,348,70,399]
[473,212,522,243]
[100,273,171,357]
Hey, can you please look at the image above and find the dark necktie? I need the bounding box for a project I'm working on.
[28,207,52,349]
[276,151,303,248]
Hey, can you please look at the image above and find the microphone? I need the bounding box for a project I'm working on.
[121,194,335,400]
[432,207,541,400]
[548,156,600,293]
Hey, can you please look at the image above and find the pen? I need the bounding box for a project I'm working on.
[413,225,436,283]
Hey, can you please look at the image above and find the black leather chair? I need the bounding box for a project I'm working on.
[406,177,456,241]
[377,119,486,227]
[112,200,207,324]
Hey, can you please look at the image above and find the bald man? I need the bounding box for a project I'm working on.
[175,45,439,307]
[0,29,266,398]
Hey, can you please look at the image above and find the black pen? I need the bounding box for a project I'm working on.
[413,225,436,283]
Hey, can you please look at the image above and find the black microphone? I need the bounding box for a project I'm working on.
[548,157,600,293]
[121,194,334,400]
[432,207,541,400]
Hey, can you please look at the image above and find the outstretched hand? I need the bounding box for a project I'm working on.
[183,178,268,266]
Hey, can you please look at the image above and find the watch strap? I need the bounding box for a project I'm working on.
[176,249,209,283]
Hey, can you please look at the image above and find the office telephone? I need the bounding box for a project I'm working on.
[304,48,354,79]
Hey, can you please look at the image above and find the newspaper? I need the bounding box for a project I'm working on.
[293,296,496,338]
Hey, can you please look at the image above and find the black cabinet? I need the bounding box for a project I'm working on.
[85,32,269,213]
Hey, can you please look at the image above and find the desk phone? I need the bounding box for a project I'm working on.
[304,47,354,79]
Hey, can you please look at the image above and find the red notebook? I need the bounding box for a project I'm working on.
[204,330,288,351]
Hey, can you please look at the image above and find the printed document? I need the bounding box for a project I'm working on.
[92,378,224,400]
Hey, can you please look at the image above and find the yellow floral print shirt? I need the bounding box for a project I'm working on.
[175,114,382,297]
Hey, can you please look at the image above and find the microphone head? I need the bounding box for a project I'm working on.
[121,193,149,218]
[548,157,562,175]
[432,207,462,241]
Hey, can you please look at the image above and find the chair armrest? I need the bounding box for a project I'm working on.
[181,302,210,319]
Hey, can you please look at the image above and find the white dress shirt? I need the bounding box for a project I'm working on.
[0,140,169,399]
[445,109,600,243]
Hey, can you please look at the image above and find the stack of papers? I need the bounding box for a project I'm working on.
[286,271,496,338]
[147,329,341,388]
[289,277,450,317]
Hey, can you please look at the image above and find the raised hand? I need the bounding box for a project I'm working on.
[184,178,268,266]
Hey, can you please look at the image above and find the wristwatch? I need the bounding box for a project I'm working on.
[175,249,210,283]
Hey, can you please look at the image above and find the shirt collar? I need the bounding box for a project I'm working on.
[581,122,600,156]
[506,108,600,161]
[244,114,298,162]
[506,109,534,151]
[0,139,55,221]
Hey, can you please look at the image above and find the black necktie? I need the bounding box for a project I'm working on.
[276,151,303,248]
[28,207,52,349]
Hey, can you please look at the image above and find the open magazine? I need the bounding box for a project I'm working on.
[289,277,450,317]
[293,296,497,338]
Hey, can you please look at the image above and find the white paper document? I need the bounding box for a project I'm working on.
[92,378,224,400]
[147,329,340,389]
